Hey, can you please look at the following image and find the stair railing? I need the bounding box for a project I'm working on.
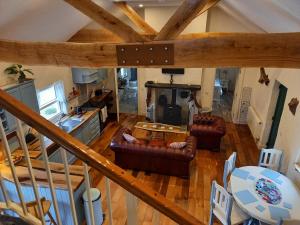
[0,89,204,225]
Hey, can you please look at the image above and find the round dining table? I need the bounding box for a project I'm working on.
[230,166,300,225]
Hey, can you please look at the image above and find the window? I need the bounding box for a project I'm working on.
[38,81,67,121]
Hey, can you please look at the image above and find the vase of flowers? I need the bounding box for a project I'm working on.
[4,64,34,83]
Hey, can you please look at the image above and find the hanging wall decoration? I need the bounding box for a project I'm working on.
[259,67,270,86]
[288,98,299,115]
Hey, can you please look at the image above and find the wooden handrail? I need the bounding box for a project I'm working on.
[0,89,204,225]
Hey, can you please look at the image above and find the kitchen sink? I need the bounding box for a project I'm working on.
[58,118,82,132]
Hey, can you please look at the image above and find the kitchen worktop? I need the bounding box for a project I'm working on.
[0,109,99,191]
[8,108,100,160]
[0,159,86,191]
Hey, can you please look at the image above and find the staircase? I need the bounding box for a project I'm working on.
[0,89,204,225]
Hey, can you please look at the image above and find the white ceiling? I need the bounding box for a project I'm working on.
[0,0,299,42]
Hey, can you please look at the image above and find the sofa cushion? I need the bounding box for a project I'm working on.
[148,139,165,147]
[194,116,215,125]
[123,133,137,143]
[169,142,187,149]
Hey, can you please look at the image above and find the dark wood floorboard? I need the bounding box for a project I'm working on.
[84,113,259,225]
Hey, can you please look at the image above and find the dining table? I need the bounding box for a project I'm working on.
[230,166,300,225]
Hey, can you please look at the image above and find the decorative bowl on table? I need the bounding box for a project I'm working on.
[255,178,282,205]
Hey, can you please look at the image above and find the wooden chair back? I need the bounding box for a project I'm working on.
[258,148,283,171]
[210,180,233,225]
[223,152,237,190]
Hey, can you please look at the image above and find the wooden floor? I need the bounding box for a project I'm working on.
[87,113,260,225]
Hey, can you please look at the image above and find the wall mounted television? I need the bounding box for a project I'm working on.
[162,68,185,75]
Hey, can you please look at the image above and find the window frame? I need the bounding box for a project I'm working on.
[38,84,63,122]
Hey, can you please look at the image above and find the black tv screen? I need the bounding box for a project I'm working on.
[162,68,184,75]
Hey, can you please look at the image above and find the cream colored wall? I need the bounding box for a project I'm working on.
[206,7,253,33]
[200,7,258,110]
[138,68,202,115]
[240,69,300,186]
[137,7,207,115]
[0,62,78,111]
[145,7,207,34]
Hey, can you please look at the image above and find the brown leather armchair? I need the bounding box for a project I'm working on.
[110,127,196,178]
[190,115,226,151]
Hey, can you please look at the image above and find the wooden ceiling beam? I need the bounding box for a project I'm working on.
[64,0,148,42]
[114,1,157,35]
[155,0,210,41]
[197,0,221,17]
[2,32,300,68]
[68,29,227,43]
[68,29,124,43]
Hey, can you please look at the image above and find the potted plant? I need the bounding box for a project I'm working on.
[4,64,34,83]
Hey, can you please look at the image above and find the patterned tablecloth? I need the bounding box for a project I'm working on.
[230,166,300,225]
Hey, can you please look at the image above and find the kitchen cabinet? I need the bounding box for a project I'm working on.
[81,114,100,144]
[49,112,100,164]
[1,80,39,133]
[48,147,77,164]
[5,87,21,132]
[19,81,40,112]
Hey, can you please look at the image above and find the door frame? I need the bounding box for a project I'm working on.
[266,83,287,148]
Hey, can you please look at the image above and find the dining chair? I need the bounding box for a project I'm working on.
[223,152,237,192]
[258,148,283,171]
[209,180,250,225]
[25,197,57,225]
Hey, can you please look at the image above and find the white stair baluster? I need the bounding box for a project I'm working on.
[39,134,62,225]
[16,119,46,225]
[153,209,160,225]
[0,120,27,215]
[0,172,10,208]
[105,177,113,225]
[60,149,78,225]
[125,191,138,225]
[84,163,95,225]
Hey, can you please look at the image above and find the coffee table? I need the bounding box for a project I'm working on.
[133,122,187,143]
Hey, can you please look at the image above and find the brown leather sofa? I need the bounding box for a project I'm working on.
[110,127,196,178]
[190,115,226,150]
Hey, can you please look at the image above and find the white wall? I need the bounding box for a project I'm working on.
[0,0,90,41]
[137,7,207,115]
[240,69,300,186]
[0,62,78,111]
[138,68,203,115]
[200,7,259,110]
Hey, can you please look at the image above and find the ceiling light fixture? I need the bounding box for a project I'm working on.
[138,4,144,8]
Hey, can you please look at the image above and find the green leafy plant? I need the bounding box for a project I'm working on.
[4,64,34,82]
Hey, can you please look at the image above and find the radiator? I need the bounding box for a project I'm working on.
[247,106,263,143]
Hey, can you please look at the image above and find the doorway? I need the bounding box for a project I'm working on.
[117,68,138,114]
[212,68,240,122]
[266,84,287,148]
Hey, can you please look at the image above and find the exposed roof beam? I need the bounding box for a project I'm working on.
[196,0,221,18]
[155,0,210,41]
[69,29,124,43]
[2,32,300,68]
[114,1,157,35]
[68,29,219,43]
[64,0,148,42]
